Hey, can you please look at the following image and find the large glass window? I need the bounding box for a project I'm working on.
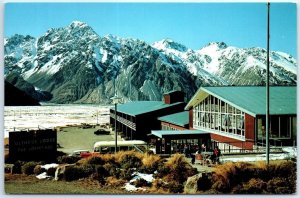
[193,95,245,138]
[257,116,292,139]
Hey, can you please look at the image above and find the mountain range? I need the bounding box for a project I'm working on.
[4,21,297,104]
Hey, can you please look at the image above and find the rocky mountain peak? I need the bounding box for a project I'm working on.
[69,20,88,28]
[4,21,297,104]
[205,41,228,50]
[153,38,188,52]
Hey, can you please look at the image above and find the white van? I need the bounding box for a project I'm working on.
[93,140,147,154]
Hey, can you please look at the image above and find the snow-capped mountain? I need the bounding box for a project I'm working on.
[4,21,297,104]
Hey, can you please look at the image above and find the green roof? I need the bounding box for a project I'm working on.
[185,86,296,116]
[151,130,209,138]
[158,111,189,127]
[111,101,184,116]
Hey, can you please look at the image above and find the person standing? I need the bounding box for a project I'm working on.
[213,146,221,164]
[201,144,206,152]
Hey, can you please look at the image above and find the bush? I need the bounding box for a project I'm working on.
[95,165,108,183]
[164,182,184,193]
[267,177,291,194]
[33,165,45,175]
[119,169,133,180]
[114,150,143,164]
[120,154,142,169]
[82,164,96,176]
[197,173,212,191]
[47,167,57,177]
[103,163,120,178]
[83,156,105,165]
[140,154,161,174]
[163,154,197,184]
[63,166,85,181]
[57,155,81,164]
[241,178,267,194]
[211,161,297,194]
[106,176,126,187]
[133,178,151,187]
[155,165,171,178]
[21,161,38,175]
[12,161,24,174]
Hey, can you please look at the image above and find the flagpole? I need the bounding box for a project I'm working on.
[266,2,270,164]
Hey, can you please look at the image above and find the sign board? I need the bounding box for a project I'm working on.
[9,129,57,162]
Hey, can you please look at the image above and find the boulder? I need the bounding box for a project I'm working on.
[184,172,212,194]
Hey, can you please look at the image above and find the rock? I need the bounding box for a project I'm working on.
[184,172,212,194]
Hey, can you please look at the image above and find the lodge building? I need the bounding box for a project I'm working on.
[185,86,297,151]
[110,86,296,153]
[109,91,186,140]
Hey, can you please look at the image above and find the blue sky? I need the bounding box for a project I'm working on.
[4,3,297,57]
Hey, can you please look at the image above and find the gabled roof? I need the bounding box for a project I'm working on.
[158,111,189,127]
[111,101,184,116]
[185,86,296,116]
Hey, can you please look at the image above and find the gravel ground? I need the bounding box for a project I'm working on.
[57,125,122,154]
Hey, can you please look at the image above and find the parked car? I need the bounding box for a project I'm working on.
[68,149,90,157]
[94,129,110,135]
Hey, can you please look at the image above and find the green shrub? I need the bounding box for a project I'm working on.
[57,155,81,164]
[21,161,38,175]
[12,161,24,174]
[46,167,57,177]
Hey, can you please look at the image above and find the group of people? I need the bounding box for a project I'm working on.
[190,145,221,165]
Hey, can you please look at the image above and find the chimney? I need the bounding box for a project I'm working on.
[163,90,184,104]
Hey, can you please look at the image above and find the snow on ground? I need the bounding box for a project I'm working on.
[36,163,59,180]
[221,147,296,163]
[123,172,154,192]
[36,172,52,180]
[41,163,59,170]
[4,104,110,137]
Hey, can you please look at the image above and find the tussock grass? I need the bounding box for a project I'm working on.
[211,160,296,194]
[105,176,126,187]
[142,153,161,168]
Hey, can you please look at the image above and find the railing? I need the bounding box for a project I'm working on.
[212,140,285,154]
[110,113,136,130]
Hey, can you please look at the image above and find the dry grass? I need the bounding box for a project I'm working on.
[114,150,143,164]
[211,160,296,194]
[142,153,161,169]
[105,176,127,187]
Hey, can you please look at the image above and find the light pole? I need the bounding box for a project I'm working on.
[266,2,270,164]
[111,95,122,153]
